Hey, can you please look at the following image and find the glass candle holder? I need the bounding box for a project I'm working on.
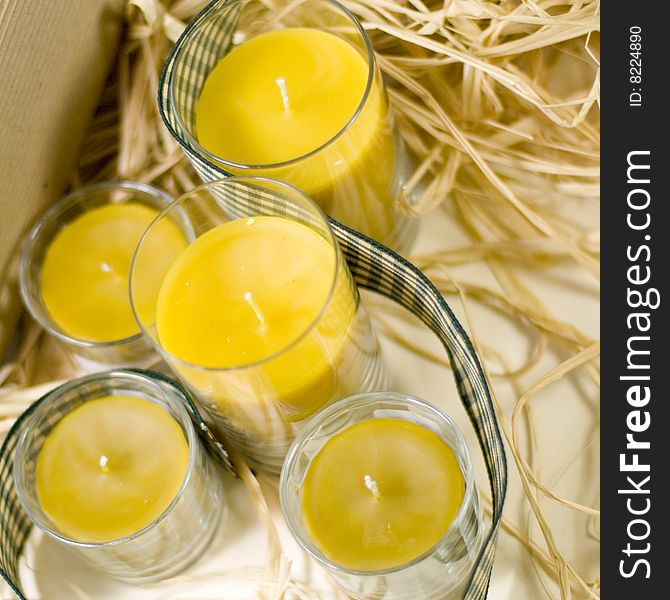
[12,370,224,583]
[280,392,484,600]
[130,177,386,474]
[19,181,189,369]
[166,0,418,253]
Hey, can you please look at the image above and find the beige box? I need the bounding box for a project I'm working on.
[0,0,123,355]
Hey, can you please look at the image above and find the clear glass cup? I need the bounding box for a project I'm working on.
[166,0,418,253]
[13,370,224,584]
[130,177,387,474]
[18,181,187,369]
[280,392,484,600]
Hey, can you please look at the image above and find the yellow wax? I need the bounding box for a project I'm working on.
[36,395,189,543]
[41,203,186,342]
[155,216,355,414]
[301,419,465,571]
[195,28,398,244]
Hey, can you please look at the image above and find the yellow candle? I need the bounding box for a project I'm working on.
[41,203,186,342]
[195,28,399,245]
[301,418,465,571]
[36,395,189,543]
[155,215,355,416]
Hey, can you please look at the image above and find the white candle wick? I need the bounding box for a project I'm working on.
[364,474,381,502]
[99,455,110,475]
[275,77,290,112]
[243,291,267,333]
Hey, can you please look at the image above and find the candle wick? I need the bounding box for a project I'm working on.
[99,455,110,475]
[364,474,381,502]
[243,291,267,333]
[275,77,290,111]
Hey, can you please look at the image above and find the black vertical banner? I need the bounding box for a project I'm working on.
[601,3,670,598]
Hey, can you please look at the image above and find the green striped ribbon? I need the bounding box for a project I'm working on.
[0,217,507,599]
[156,1,508,595]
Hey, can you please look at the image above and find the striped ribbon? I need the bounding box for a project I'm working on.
[0,217,506,600]
[157,0,508,596]
[0,1,508,596]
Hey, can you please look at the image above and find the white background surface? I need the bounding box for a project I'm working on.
[8,207,599,600]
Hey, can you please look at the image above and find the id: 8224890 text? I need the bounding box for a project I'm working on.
[629,26,642,107]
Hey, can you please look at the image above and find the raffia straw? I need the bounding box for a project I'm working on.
[0,0,600,597]
[445,273,599,600]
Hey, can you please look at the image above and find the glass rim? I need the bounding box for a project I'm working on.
[18,180,175,350]
[168,0,376,171]
[129,176,346,373]
[279,391,478,576]
[12,370,199,549]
